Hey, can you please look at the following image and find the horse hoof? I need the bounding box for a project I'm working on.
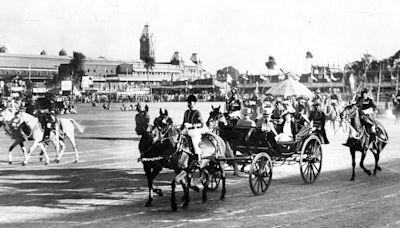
[45,162,49,166]
[55,159,60,164]
[39,158,43,162]
[350,177,355,181]
[220,195,225,201]
[21,162,26,166]
[73,160,78,164]
[377,166,382,171]
[8,162,12,165]
[171,203,178,212]
[366,170,372,176]
[145,202,152,207]
[181,203,188,209]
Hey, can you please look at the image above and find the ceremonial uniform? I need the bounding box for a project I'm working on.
[309,107,329,144]
[182,95,208,161]
[356,95,377,140]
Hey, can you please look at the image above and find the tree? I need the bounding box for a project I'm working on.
[69,51,86,88]
[306,51,313,59]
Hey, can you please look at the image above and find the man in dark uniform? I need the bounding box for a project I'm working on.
[226,89,242,118]
[356,88,377,141]
[38,96,57,144]
[309,100,329,144]
[182,94,207,162]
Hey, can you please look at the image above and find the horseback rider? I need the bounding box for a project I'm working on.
[356,88,377,142]
[309,100,329,144]
[181,94,208,162]
[226,89,242,119]
[38,97,57,144]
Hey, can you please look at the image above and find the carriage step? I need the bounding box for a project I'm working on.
[214,156,253,161]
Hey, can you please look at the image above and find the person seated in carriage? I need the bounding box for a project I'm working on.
[237,108,256,127]
[271,99,286,133]
[293,104,310,131]
[309,100,329,144]
[275,106,297,142]
[257,107,282,156]
[181,94,209,162]
[355,88,378,142]
[226,89,243,119]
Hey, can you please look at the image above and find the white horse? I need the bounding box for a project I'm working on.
[0,109,84,165]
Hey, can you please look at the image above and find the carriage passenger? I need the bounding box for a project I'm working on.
[181,94,208,162]
[257,108,282,156]
[271,99,286,134]
[237,108,256,127]
[275,107,297,142]
[309,100,329,144]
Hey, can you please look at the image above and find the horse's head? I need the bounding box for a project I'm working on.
[340,103,358,121]
[153,109,175,142]
[206,105,224,127]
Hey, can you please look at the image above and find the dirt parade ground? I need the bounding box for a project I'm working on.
[1,102,400,228]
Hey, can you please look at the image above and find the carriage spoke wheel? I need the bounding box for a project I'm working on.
[300,135,322,184]
[208,168,221,192]
[249,153,273,195]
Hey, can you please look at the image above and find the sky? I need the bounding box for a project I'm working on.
[1,0,400,74]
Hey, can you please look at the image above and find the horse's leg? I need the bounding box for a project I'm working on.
[22,141,40,166]
[8,140,20,164]
[144,163,154,207]
[350,148,356,181]
[55,140,66,163]
[225,142,239,176]
[181,173,190,209]
[220,163,226,201]
[152,164,163,197]
[373,144,382,175]
[171,179,178,212]
[68,135,79,163]
[38,143,50,165]
[359,149,371,176]
[201,168,209,203]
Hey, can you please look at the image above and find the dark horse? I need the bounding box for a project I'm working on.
[340,104,388,181]
[137,108,230,211]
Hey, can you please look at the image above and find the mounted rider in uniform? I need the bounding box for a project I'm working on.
[356,88,377,142]
[181,94,208,162]
[309,100,329,144]
[38,96,57,144]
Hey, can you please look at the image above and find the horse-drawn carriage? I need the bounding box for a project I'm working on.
[207,123,323,195]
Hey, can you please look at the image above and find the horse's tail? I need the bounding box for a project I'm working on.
[68,119,85,134]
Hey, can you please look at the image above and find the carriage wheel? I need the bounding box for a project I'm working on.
[249,153,273,195]
[300,135,322,184]
[208,168,221,192]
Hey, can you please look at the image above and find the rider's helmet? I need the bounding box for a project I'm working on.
[186,94,197,103]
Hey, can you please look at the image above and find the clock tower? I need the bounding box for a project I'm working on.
[140,24,155,62]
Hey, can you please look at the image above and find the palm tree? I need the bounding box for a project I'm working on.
[69,51,86,89]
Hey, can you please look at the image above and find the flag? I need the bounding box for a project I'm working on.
[226,73,233,83]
